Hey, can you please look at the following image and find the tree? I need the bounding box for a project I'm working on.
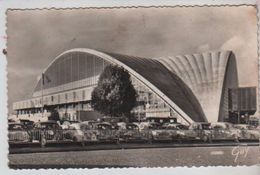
[48,109,60,121]
[91,65,137,119]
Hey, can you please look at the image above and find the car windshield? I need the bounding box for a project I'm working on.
[148,123,160,129]
[201,124,211,130]
[97,124,111,130]
[234,125,247,130]
[127,124,138,130]
[225,123,233,129]
[79,124,89,130]
[213,125,225,129]
[247,125,256,130]
[40,123,58,129]
[164,125,177,129]
[8,124,24,131]
[177,124,189,130]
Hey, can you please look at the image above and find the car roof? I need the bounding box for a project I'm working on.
[71,122,88,126]
[8,122,23,125]
[213,122,232,124]
[211,123,226,127]
[235,124,248,126]
[149,122,160,125]
[192,122,211,124]
[20,119,32,122]
[98,122,112,125]
[127,123,138,126]
[37,120,58,124]
[163,123,180,125]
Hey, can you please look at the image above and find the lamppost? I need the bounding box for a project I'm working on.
[41,73,44,118]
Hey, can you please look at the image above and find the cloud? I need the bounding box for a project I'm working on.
[197,44,211,53]
[220,36,244,51]
[8,67,41,78]
[220,35,258,87]
[6,6,258,113]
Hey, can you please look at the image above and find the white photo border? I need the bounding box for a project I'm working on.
[0,0,260,174]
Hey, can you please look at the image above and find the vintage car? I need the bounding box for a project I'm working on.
[19,119,34,130]
[117,122,127,130]
[30,120,63,146]
[119,123,150,142]
[177,122,212,142]
[94,122,119,142]
[8,123,31,143]
[150,123,188,142]
[211,122,241,142]
[136,122,161,130]
[63,122,99,143]
[233,124,260,140]
[60,120,80,129]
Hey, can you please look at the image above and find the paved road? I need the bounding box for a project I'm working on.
[9,141,260,154]
[9,145,260,168]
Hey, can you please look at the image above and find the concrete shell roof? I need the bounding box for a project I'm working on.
[35,48,210,124]
[156,51,234,122]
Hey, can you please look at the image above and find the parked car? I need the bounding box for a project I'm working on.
[8,123,30,143]
[63,122,98,143]
[211,122,241,142]
[30,120,63,147]
[119,123,150,142]
[117,122,127,130]
[60,120,80,129]
[150,123,188,142]
[177,122,212,142]
[137,122,161,130]
[94,122,119,142]
[233,124,260,140]
[19,119,34,130]
[148,122,162,129]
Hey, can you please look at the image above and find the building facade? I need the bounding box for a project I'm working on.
[228,87,257,123]
[12,48,240,125]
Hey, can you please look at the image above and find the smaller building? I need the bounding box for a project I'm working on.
[228,87,257,124]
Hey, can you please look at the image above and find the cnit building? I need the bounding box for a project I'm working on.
[12,48,257,125]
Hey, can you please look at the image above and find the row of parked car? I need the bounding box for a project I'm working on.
[8,120,260,147]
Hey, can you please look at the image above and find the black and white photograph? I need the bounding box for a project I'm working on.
[6,5,260,169]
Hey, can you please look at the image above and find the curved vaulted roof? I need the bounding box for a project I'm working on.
[34,48,208,124]
[157,51,238,122]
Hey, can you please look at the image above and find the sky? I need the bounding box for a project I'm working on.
[7,6,258,113]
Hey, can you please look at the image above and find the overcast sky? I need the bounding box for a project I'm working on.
[7,6,258,113]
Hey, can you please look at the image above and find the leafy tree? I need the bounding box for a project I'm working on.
[48,109,60,121]
[91,65,137,119]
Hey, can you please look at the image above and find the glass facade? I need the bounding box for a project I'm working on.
[34,52,109,93]
[131,76,179,122]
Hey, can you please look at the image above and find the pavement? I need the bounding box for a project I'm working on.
[9,145,260,168]
[9,140,260,154]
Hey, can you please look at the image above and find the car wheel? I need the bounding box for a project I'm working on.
[28,136,33,142]
[250,135,256,140]
[91,134,97,141]
[124,137,129,143]
[202,135,208,143]
[208,137,212,143]
[73,137,78,142]
[233,135,239,143]
[40,137,46,147]
[116,137,120,144]
[148,134,153,144]
[176,135,182,144]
